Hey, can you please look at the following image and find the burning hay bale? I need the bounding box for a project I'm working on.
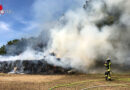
[0,59,73,74]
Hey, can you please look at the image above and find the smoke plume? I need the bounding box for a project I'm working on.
[49,0,130,73]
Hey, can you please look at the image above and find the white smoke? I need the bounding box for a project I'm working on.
[0,47,44,61]
[48,0,130,73]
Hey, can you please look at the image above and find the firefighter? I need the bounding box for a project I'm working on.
[104,58,111,81]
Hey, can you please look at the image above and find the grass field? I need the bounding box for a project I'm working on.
[0,73,129,90]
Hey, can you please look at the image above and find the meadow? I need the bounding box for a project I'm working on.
[0,73,129,90]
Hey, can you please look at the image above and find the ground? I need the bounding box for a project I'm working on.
[0,73,129,90]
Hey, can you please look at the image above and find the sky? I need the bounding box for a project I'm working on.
[0,0,85,47]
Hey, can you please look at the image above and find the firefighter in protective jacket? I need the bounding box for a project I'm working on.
[104,58,111,81]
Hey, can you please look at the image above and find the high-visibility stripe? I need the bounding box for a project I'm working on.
[108,76,111,79]
[108,69,110,71]
[109,62,111,71]
[104,64,107,66]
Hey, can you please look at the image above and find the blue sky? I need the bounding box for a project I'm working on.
[0,0,84,46]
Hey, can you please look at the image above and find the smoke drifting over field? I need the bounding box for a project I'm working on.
[0,0,130,73]
[49,0,130,72]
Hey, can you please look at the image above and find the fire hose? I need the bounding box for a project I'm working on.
[49,77,130,90]
[49,79,103,90]
[81,84,129,90]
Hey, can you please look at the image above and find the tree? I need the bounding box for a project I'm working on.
[0,39,20,55]
[7,39,19,46]
[0,45,6,55]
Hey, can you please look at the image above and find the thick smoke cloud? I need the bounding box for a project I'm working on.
[0,0,130,73]
[49,0,130,73]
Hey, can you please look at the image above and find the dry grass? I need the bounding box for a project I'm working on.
[0,73,129,90]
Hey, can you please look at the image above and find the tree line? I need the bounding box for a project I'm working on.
[0,39,20,55]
